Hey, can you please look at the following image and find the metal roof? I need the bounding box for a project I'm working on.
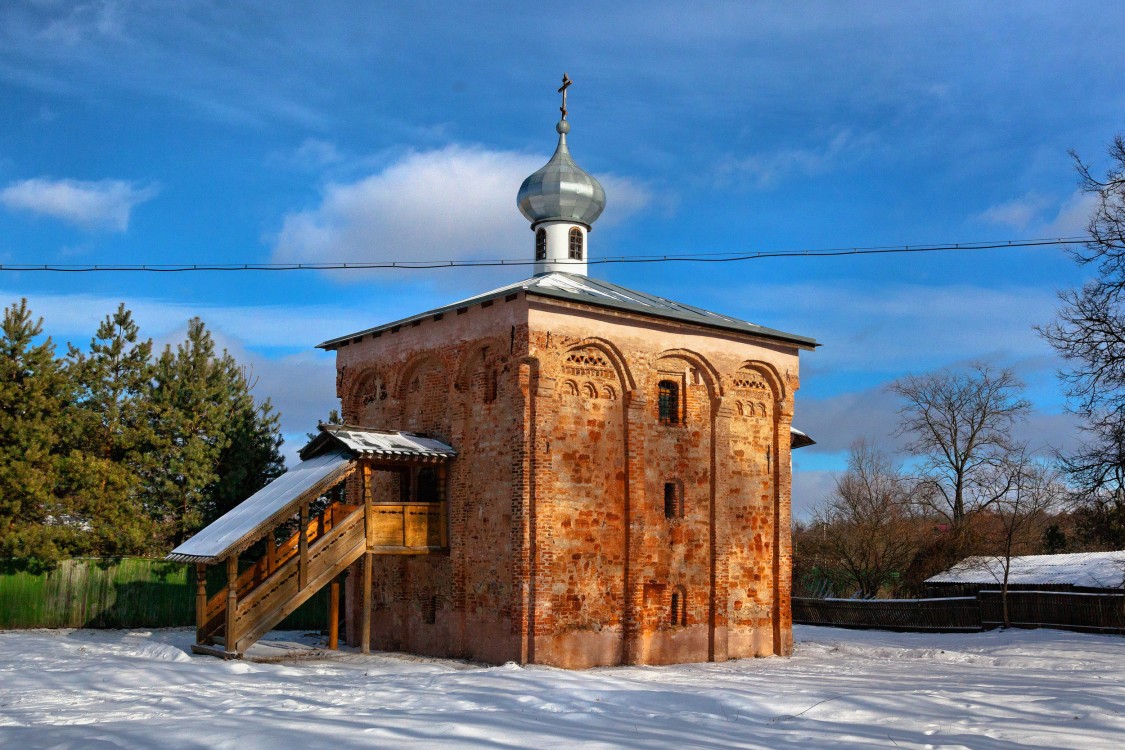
[926,552,1125,590]
[166,449,356,564]
[319,272,818,349]
[790,427,816,449]
[301,424,457,462]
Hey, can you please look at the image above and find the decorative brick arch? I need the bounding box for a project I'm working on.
[654,348,724,402]
[731,360,787,402]
[394,351,449,399]
[453,336,508,392]
[342,366,389,418]
[563,337,636,394]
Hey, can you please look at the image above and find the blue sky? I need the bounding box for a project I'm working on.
[2,1,1123,516]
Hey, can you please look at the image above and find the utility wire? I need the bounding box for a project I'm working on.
[0,236,1091,273]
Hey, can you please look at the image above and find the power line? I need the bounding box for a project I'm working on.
[0,236,1091,273]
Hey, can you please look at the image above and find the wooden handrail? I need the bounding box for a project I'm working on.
[200,501,362,642]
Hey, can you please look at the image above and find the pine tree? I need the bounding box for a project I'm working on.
[62,304,157,556]
[145,318,285,546]
[208,355,284,524]
[146,318,232,547]
[0,299,75,564]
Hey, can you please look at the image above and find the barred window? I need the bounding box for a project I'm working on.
[568,227,583,260]
[536,228,547,260]
[658,380,679,424]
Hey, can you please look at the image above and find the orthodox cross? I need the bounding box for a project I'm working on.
[558,73,572,120]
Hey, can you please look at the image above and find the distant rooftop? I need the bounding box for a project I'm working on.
[926,552,1125,590]
[318,272,818,350]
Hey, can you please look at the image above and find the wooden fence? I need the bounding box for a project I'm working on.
[978,590,1125,634]
[0,557,331,631]
[793,596,981,632]
[794,590,1125,635]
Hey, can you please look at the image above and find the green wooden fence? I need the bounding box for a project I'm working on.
[0,558,331,631]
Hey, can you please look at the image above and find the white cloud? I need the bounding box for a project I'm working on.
[719,130,876,188]
[977,189,1096,237]
[1042,190,1098,237]
[0,177,158,231]
[273,145,651,273]
[977,193,1052,230]
[38,0,124,45]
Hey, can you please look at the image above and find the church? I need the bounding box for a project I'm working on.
[169,79,817,669]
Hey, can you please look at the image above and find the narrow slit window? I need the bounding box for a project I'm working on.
[670,588,687,626]
[568,227,584,260]
[658,380,680,424]
[484,367,498,403]
[664,482,682,519]
[535,228,547,260]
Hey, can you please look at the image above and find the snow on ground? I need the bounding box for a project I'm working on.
[1,625,1123,749]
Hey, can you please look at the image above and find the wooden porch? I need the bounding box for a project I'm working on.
[168,425,456,659]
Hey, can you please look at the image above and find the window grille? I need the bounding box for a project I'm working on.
[536,228,547,260]
[568,227,583,260]
[658,380,679,424]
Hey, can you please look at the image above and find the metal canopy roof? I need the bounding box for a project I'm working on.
[318,272,818,350]
[167,426,457,564]
[790,427,816,450]
[300,424,458,462]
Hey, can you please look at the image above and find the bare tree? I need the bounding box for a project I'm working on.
[891,363,1030,525]
[1040,135,1125,515]
[976,451,1064,628]
[813,440,920,598]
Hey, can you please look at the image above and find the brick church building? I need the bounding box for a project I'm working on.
[171,85,816,668]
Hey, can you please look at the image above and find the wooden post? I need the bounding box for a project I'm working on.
[438,463,449,549]
[266,529,276,574]
[328,576,340,650]
[299,501,309,591]
[225,554,238,652]
[361,553,373,654]
[195,564,207,644]
[362,462,374,654]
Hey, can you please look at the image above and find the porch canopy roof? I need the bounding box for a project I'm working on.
[166,424,456,565]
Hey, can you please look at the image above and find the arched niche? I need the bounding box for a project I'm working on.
[395,352,450,435]
[345,367,389,423]
[454,337,508,405]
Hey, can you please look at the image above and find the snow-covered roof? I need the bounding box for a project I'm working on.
[790,426,815,449]
[926,552,1125,590]
[168,426,457,564]
[300,424,457,462]
[317,272,818,350]
[166,450,356,564]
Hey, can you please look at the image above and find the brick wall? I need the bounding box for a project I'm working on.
[329,290,803,667]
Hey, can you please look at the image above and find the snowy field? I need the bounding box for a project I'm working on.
[1,626,1123,749]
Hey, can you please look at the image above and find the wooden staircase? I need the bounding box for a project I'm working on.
[195,502,366,656]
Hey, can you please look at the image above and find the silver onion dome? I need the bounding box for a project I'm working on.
[517,120,606,229]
